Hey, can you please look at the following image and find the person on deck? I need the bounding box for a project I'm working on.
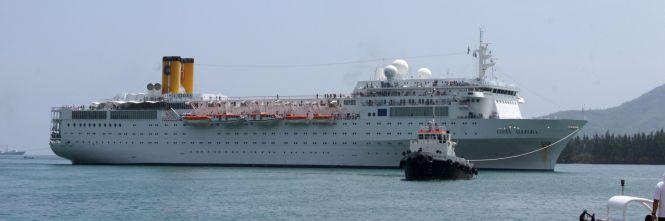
[652,173,665,221]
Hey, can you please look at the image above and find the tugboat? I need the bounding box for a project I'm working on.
[400,120,477,180]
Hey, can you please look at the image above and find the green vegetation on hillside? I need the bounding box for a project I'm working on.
[541,84,665,136]
[558,129,665,164]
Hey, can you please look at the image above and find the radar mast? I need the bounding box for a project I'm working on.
[474,29,495,80]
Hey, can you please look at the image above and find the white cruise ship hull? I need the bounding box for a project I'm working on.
[50,118,585,171]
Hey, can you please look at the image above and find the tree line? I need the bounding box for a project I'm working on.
[558,129,665,164]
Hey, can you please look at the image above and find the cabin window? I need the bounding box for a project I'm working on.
[377,109,387,116]
[390,106,448,117]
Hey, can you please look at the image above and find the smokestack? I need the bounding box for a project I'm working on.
[161,56,171,94]
[182,58,194,94]
[168,56,182,94]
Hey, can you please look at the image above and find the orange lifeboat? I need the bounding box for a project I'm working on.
[312,113,334,125]
[285,114,308,125]
[183,114,212,126]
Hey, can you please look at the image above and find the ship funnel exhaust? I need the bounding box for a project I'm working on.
[161,56,193,95]
[161,56,171,94]
[182,58,194,94]
[169,56,182,94]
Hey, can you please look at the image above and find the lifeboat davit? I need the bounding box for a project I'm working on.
[247,112,279,126]
[213,113,245,126]
[183,114,212,126]
[312,113,334,125]
[285,114,308,125]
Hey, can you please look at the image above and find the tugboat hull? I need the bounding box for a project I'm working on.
[401,152,476,180]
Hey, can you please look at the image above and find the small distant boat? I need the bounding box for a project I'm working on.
[182,114,212,126]
[399,120,477,180]
[284,114,308,125]
[0,146,25,155]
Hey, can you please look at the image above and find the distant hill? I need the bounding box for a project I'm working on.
[540,84,665,135]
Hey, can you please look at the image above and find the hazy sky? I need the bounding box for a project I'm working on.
[1,0,664,154]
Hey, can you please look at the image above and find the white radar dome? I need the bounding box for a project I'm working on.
[416,68,432,79]
[391,59,409,79]
[383,65,398,81]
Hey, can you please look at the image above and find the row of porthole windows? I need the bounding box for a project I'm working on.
[188,150,400,156]
[497,100,517,104]
[64,132,187,136]
[215,132,411,136]
[363,121,467,126]
[69,140,405,146]
[191,150,333,155]
[68,122,185,128]
[67,121,476,129]
[64,131,481,137]
[67,123,122,128]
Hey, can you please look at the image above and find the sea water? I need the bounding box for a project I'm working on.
[0,155,663,221]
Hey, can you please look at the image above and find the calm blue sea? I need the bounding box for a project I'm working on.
[0,155,663,221]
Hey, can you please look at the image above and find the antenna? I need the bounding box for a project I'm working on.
[620,179,625,195]
[474,28,496,80]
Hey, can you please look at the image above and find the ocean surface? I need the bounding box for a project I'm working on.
[1,155,663,221]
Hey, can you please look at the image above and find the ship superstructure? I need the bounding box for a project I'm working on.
[49,34,585,170]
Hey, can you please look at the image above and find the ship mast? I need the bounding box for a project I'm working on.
[474,29,495,80]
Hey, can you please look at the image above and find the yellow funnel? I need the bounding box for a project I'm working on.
[161,56,170,94]
[169,56,182,94]
[182,58,194,94]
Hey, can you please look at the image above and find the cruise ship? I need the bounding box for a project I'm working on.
[49,34,586,170]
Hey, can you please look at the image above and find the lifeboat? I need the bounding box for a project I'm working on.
[182,114,212,126]
[247,112,280,126]
[213,113,245,126]
[284,114,308,125]
[312,113,334,125]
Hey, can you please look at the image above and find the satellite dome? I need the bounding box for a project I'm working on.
[416,68,432,79]
[146,83,154,90]
[391,59,409,79]
[384,65,398,81]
